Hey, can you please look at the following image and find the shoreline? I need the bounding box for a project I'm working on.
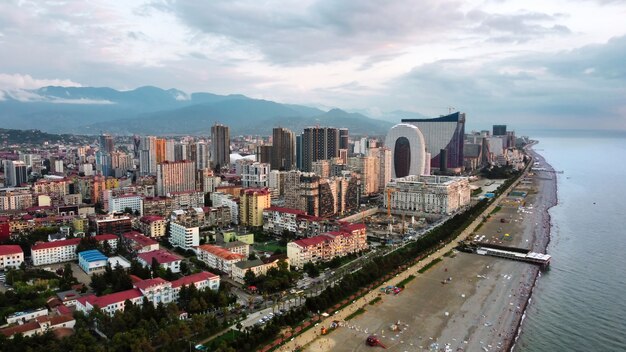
[507,143,558,352]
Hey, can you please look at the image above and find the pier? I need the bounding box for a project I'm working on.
[457,241,551,268]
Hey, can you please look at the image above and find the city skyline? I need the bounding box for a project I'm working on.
[0,0,624,130]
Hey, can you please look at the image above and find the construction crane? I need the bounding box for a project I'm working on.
[386,188,396,218]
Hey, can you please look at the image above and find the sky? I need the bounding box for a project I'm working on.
[0,0,625,130]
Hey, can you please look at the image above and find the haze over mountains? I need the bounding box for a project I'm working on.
[0,86,411,136]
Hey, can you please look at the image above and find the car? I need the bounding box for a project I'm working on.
[268,313,274,318]
[258,319,265,324]
[263,315,269,320]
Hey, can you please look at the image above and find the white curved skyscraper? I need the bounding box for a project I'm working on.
[384,123,427,178]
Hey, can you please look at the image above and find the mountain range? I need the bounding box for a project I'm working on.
[0,86,421,136]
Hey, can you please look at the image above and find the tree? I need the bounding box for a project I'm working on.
[303,262,319,278]
[243,270,256,286]
[248,252,257,260]
[59,263,76,291]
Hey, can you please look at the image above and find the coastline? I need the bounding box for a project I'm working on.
[508,144,558,352]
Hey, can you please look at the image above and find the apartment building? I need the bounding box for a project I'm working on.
[196,244,244,275]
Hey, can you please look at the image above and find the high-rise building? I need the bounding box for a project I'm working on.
[174,143,187,161]
[3,160,28,187]
[156,161,196,196]
[401,112,466,171]
[100,134,115,154]
[255,145,272,164]
[301,127,339,172]
[370,147,392,192]
[384,123,427,178]
[239,188,271,227]
[339,128,349,150]
[139,136,157,176]
[211,124,230,172]
[195,142,209,170]
[271,127,295,171]
[165,139,176,162]
[284,170,359,217]
[493,125,507,136]
[296,135,303,170]
[241,162,270,188]
[348,155,379,196]
[155,138,167,163]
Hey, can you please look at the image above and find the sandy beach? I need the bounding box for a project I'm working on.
[279,145,557,352]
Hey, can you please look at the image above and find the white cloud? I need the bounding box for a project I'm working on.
[0,73,82,90]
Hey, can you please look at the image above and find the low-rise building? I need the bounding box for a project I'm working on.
[221,230,254,245]
[76,272,219,316]
[121,231,159,253]
[78,249,108,274]
[287,223,367,268]
[108,194,143,215]
[262,207,305,235]
[6,308,49,325]
[196,244,244,275]
[31,235,118,266]
[231,256,288,284]
[1,314,75,339]
[0,245,24,270]
[222,241,250,257]
[137,249,182,273]
[384,175,471,215]
[95,216,132,235]
[139,215,167,238]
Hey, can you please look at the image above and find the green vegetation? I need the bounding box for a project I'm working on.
[0,128,90,145]
[345,308,366,321]
[303,262,320,278]
[241,260,297,294]
[418,258,443,274]
[368,297,382,305]
[90,265,133,295]
[396,275,416,288]
[471,187,483,196]
[253,241,285,254]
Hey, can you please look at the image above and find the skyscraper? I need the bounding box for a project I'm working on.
[493,125,507,136]
[139,136,157,176]
[156,161,196,196]
[155,138,167,163]
[174,143,187,161]
[195,142,209,170]
[401,112,466,171]
[99,134,115,154]
[384,123,427,178]
[211,124,230,172]
[3,160,28,187]
[271,127,295,171]
[165,139,176,162]
[301,127,339,172]
[339,128,349,150]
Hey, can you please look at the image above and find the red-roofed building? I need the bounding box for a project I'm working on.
[31,235,118,266]
[75,271,219,316]
[122,231,159,253]
[0,245,23,270]
[196,244,245,275]
[137,249,182,273]
[139,215,167,238]
[287,226,368,269]
[0,314,75,339]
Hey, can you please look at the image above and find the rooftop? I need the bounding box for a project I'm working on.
[91,289,143,308]
[292,235,329,248]
[171,271,219,288]
[264,206,306,215]
[78,249,108,262]
[234,259,264,269]
[197,244,245,261]
[134,277,169,291]
[122,231,158,247]
[140,215,165,223]
[0,245,23,256]
[137,249,182,264]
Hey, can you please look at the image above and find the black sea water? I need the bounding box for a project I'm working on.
[515,131,626,351]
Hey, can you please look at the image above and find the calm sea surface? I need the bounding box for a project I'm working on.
[515,131,626,351]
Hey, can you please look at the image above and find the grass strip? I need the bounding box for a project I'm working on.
[418,258,443,274]
[345,308,366,321]
[396,275,416,288]
[368,297,382,305]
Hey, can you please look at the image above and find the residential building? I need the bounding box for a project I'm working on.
[222,241,250,257]
[211,192,239,224]
[241,162,270,188]
[139,215,167,238]
[0,245,24,270]
[108,194,143,215]
[211,124,230,171]
[139,136,157,176]
[287,223,367,268]
[3,160,28,187]
[231,256,288,284]
[121,231,159,253]
[76,272,219,316]
[271,127,295,170]
[384,175,471,215]
[195,142,209,170]
[239,188,271,227]
[1,314,75,339]
[348,155,379,196]
[301,127,340,172]
[196,244,244,275]
[137,249,183,273]
[156,160,196,196]
[0,188,34,211]
[95,216,132,235]
[169,222,199,249]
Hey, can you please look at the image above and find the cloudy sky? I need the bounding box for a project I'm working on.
[1,0,625,130]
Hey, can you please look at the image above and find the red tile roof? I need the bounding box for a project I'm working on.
[122,231,157,247]
[242,188,270,195]
[94,234,118,241]
[134,277,169,291]
[171,271,218,288]
[31,238,81,251]
[76,294,96,307]
[292,235,329,248]
[0,245,22,256]
[197,245,245,261]
[137,249,182,265]
[264,206,306,215]
[92,289,143,308]
[140,215,165,223]
[340,223,366,232]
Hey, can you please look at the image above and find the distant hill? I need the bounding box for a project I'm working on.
[0,128,90,145]
[0,85,400,135]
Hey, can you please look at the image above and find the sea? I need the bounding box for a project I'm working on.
[514,130,626,351]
